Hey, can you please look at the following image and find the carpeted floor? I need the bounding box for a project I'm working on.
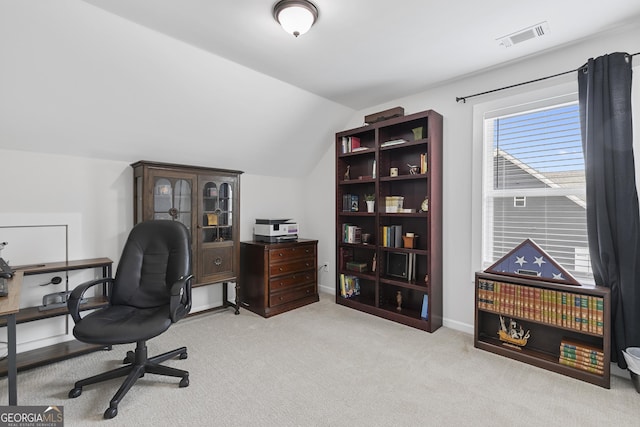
[1,293,638,426]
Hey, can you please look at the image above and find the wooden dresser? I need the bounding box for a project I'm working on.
[239,239,318,317]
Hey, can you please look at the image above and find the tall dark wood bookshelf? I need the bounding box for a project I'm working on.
[335,109,443,332]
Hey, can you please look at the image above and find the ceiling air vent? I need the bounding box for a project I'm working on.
[497,21,549,48]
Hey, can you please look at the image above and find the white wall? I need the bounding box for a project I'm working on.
[2,20,638,350]
[0,149,310,317]
[304,23,640,334]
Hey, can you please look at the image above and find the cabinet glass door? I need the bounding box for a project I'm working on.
[153,177,192,231]
[201,178,235,282]
[202,181,233,242]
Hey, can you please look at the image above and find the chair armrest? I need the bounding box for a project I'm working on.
[67,277,113,324]
[170,274,193,322]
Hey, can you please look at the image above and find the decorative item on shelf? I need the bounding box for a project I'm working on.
[344,165,351,181]
[364,194,376,213]
[498,315,530,349]
[485,238,580,285]
[361,233,372,244]
[419,198,429,213]
[408,164,418,175]
[402,233,418,249]
[412,126,424,140]
[157,185,171,195]
[396,290,403,311]
[206,213,219,226]
[364,106,405,125]
[390,167,399,177]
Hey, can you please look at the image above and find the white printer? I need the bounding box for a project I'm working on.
[254,219,298,243]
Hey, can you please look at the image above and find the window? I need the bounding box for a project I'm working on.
[482,99,592,281]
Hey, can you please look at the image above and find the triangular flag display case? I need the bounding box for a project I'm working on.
[475,240,611,388]
[485,238,580,286]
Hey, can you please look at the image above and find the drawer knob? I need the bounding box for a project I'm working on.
[279,267,283,271]
[214,257,222,266]
[278,253,284,257]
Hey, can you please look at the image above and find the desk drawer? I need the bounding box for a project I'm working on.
[269,269,315,292]
[269,283,316,307]
[269,244,316,263]
[269,257,314,277]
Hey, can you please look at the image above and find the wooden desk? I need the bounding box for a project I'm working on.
[0,258,113,405]
[0,271,23,405]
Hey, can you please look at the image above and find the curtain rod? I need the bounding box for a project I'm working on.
[455,51,639,103]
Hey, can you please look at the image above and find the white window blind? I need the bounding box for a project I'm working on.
[482,99,592,281]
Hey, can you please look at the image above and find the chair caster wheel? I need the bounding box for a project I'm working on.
[68,387,82,398]
[179,352,188,360]
[104,407,118,419]
[123,351,135,364]
[179,376,189,388]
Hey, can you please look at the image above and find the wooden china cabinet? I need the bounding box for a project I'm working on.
[131,161,243,313]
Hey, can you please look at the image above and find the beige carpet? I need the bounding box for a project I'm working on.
[0,293,638,426]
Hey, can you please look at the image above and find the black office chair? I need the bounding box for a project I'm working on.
[67,220,193,419]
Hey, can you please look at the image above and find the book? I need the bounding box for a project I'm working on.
[350,194,359,212]
[341,136,361,153]
[380,138,407,147]
[346,261,368,273]
[421,294,429,320]
[420,153,428,174]
[558,356,604,374]
[341,274,360,298]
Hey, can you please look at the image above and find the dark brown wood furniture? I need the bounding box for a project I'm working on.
[335,109,443,332]
[475,271,611,388]
[131,161,243,313]
[239,239,318,317]
[0,258,113,378]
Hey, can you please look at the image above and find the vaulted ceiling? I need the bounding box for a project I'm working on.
[1,1,640,176]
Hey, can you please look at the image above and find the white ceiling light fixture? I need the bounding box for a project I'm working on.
[273,0,318,38]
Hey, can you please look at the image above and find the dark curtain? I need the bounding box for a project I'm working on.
[578,52,639,369]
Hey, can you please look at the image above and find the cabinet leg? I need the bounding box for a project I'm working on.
[234,282,240,315]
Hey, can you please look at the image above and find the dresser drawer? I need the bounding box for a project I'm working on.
[269,283,316,307]
[269,269,315,292]
[269,244,316,263]
[269,257,314,277]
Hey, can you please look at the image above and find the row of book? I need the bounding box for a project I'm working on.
[558,338,604,375]
[477,278,604,335]
[341,224,362,244]
[381,225,402,248]
[342,194,359,212]
[340,136,370,154]
[339,274,361,298]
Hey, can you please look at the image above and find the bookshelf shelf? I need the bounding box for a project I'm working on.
[474,271,610,388]
[335,109,443,332]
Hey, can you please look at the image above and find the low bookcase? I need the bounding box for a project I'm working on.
[474,271,611,388]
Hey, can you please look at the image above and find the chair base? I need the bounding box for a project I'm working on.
[68,340,189,419]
